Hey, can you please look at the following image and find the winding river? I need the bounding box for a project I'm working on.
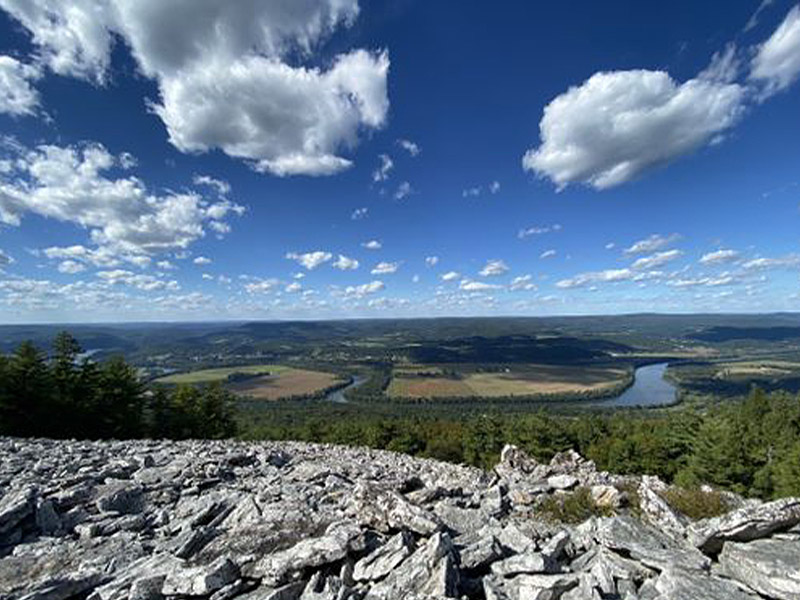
[325,362,677,407]
[585,362,677,408]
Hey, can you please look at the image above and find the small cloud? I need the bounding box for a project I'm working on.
[351,207,368,220]
[624,233,681,255]
[371,261,400,275]
[285,282,302,293]
[372,154,393,182]
[394,181,413,200]
[361,240,382,250]
[479,259,509,277]
[58,260,85,274]
[605,242,615,250]
[441,271,460,282]
[193,174,231,195]
[462,187,481,198]
[460,279,501,291]
[489,181,500,194]
[332,255,359,270]
[699,249,740,265]
[518,224,562,239]
[412,274,420,283]
[425,256,439,267]
[286,251,333,270]
[193,256,212,265]
[540,249,556,259]
[510,274,537,291]
[397,139,421,156]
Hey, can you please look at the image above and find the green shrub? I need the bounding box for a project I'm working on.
[537,487,613,524]
[661,487,731,520]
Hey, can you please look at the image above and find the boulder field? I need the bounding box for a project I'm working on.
[1,438,799,600]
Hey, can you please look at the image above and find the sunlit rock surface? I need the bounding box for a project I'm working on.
[1,438,799,600]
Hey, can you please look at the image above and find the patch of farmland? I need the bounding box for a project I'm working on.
[227,369,342,400]
[155,365,288,385]
[386,376,475,398]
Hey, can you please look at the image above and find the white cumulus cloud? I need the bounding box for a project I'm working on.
[522,70,744,189]
[285,250,333,270]
[700,249,741,265]
[479,259,509,277]
[0,0,389,176]
[371,261,399,275]
[332,254,359,270]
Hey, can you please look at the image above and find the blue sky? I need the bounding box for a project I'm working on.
[0,0,799,322]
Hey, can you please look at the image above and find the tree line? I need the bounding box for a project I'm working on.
[241,386,800,500]
[0,333,237,440]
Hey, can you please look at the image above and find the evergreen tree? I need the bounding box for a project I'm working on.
[6,341,54,436]
[97,356,145,438]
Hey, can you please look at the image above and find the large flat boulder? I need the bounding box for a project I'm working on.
[718,538,800,600]
[687,497,800,554]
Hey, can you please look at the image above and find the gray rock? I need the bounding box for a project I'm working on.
[719,538,800,600]
[129,575,166,600]
[18,571,108,600]
[547,475,578,491]
[650,567,759,599]
[255,522,363,586]
[35,499,61,536]
[95,481,143,514]
[637,478,688,542]
[348,483,443,536]
[352,531,414,582]
[594,516,710,572]
[688,497,800,554]
[364,532,459,600]
[0,485,36,534]
[162,556,239,597]
[457,532,504,570]
[539,530,570,562]
[506,573,579,600]
[490,552,556,577]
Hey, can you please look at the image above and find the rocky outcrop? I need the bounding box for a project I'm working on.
[1,439,799,600]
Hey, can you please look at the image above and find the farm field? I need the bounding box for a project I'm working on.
[227,369,343,400]
[154,364,342,400]
[154,365,288,385]
[386,364,629,399]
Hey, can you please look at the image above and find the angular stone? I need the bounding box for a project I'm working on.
[651,567,759,599]
[17,571,107,600]
[594,516,710,572]
[353,531,414,582]
[95,481,143,514]
[507,573,578,600]
[348,483,442,536]
[719,538,800,600]
[364,532,459,600]
[457,533,504,570]
[638,478,688,542]
[539,530,570,562]
[547,475,578,491]
[255,522,363,586]
[0,485,36,534]
[589,485,621,510]
[162,557,239,597]
[491,552,556,578]
[688,497,800,554]
[35,499,61,536]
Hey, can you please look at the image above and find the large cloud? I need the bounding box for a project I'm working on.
[0,141,243,261]
[750,5,800,97]
[0,0,389,176]
[523,70,744,189]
